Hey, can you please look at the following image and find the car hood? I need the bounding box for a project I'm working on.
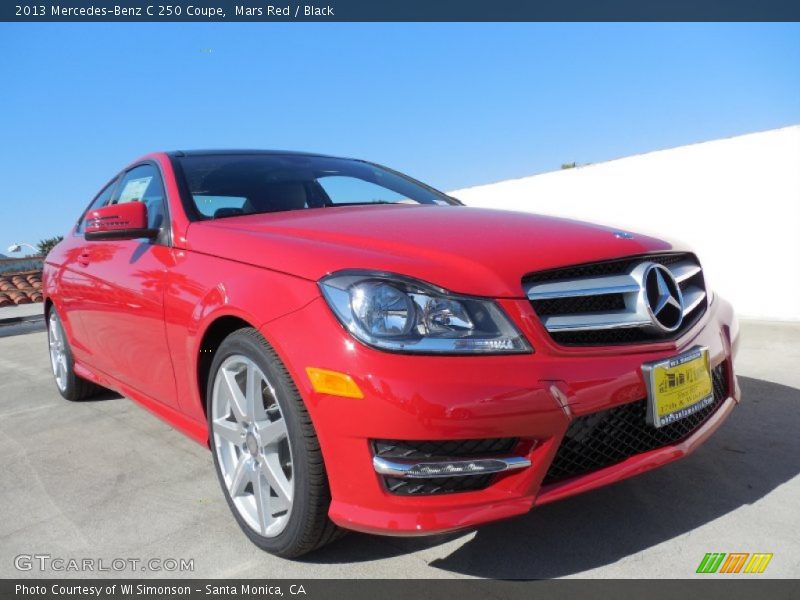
[184,205,676,298]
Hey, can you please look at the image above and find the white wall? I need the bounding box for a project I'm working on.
[452,126,800,321]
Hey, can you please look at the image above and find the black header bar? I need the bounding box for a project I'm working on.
[1,579,798,600]
[4,0,800,22]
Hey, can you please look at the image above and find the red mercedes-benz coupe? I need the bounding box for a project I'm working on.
[43,150,740,557]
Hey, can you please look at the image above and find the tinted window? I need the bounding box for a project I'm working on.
[194,195,249,218]
[175,154,454,219]
[77,178,117,233]
[113,164,167,231]
[317,176,412,204]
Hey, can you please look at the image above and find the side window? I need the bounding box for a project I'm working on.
[113,164,168,233]
[77,178,118,233]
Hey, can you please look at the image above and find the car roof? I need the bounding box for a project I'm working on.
[167,149,345,159]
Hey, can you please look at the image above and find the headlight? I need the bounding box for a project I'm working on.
[319,271,532,354]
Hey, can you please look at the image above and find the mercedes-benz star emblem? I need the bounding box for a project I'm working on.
[643,263,684,332]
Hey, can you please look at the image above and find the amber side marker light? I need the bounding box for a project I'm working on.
[306,367,364,399]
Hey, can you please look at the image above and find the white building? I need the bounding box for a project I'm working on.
[452,126,800,322]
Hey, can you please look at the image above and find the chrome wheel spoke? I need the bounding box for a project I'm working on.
[253,471,272,535]
[269,493,291,516]
[221,367,248,423]
[244,361,259,421]
[261,454,293,506]
[256,418,288,447]
[213,418,243,445]
[228,457,251,497]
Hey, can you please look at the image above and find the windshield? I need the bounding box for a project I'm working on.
[174,153,457,219]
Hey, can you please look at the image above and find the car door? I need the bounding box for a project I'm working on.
[58,176,120,359]
[77,163,179,408]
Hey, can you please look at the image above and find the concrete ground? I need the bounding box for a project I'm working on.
[0,321,797,579]
[0,303,44,322]
[0,304,44,339]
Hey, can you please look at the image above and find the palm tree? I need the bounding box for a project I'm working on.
[36,236,64,257]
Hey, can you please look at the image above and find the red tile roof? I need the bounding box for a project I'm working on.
[0,270,43,306]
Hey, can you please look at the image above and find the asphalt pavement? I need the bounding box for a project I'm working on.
[0,321,797,578]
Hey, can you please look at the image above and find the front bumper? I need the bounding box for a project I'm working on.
[261,292,740,536]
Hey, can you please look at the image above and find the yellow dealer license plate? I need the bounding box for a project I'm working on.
[642,346,713,428]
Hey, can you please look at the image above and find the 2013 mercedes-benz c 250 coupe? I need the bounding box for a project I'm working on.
[44,150,741,557]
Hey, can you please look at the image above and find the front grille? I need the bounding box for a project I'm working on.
[524,253,708,346]
[542,362,729,485]
[373,438,518,460]
[528,253,688,284]
[383,474,495,495]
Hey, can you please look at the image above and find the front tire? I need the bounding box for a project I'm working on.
[207,328,341,558]
[48,309,101,401]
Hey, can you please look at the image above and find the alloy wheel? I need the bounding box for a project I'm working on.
[48,313,68,392]
[211,355,294,537]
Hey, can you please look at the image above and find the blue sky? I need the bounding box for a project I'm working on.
[1,23,798,251]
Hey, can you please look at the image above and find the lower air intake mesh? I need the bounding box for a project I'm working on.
[542,362,729,484]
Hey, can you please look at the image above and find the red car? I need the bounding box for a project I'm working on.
[44,151,740,557]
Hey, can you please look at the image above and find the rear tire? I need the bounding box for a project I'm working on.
[47,309,101,401]
[207,328,341,558]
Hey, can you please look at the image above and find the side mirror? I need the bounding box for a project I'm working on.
[84,202,159,241]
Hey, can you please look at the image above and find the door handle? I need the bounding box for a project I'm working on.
[77,250,91,267]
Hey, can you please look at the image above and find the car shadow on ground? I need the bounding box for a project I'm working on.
[305,376,800,577]
[83,390,125,402]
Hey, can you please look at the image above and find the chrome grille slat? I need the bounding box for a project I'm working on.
[543,312,651,332]
[525,274,639,300]
[671,260,703,283]
[524,253,708,346]
[682,286,706,315]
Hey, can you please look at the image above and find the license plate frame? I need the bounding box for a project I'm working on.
[642,346,714,429]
